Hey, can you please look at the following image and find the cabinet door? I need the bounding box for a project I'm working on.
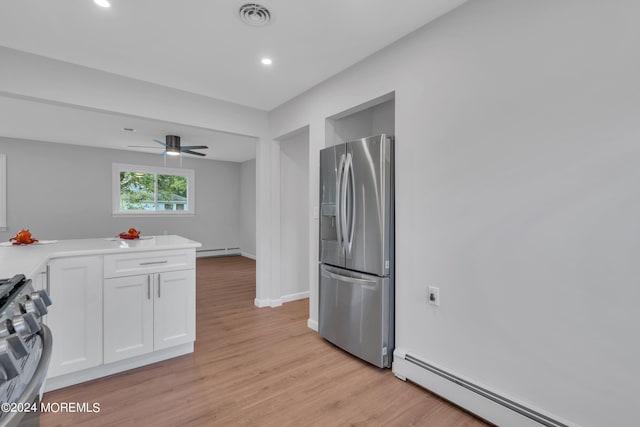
[29,264,47,292]
[154,269,196,351]
[47,256,103,378]
[104,275,154,363]
[30,265,49,324]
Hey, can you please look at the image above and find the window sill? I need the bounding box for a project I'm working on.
[112,212,195,218]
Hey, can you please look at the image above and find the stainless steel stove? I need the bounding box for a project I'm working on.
[0,274,52,427]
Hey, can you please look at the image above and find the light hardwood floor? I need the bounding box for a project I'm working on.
[42,256,490,426]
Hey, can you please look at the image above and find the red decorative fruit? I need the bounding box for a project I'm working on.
[10,229,39,245]
[118,228,141,239]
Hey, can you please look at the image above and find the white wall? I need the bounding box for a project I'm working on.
[331,108,374,146]
[371,100,395,137]
[240,159,256,257]
[268,1,640,426]
[279,128,310,302]
[328,99,396,146]
[0,137,241,251]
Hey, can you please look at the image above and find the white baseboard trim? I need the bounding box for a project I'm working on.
[241,252,256,260]
[44,342,194,392]
[307,318,318,331]
[254,298,269,308]
[255,292,307,308]
[281,291,309,303]
[253,298,283,308]
[392,350,571,427]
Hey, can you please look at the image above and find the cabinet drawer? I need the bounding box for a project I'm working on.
[104,249,195,278]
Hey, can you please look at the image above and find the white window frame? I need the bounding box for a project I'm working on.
[0,154,6,230]
[112,163,195,216]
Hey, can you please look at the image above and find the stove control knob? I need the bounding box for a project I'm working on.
[27,291,52,316]
[0,322,10,339]
[24,298,47,317]
[34,290,53,307]
[0,338,20,383]
[5,334,28,359]
[11,312,41,337]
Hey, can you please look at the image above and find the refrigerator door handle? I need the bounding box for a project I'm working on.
[346,152,356,254]
[336,153,346,249]
[340,153,350,253]
[324,269,377,287]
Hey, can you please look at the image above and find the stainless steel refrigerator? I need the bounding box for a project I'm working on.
[319,134,394,368]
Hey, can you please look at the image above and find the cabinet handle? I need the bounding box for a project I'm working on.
[147,275,151,300]
[46,265,50,294]
[157,274,161,298]
[139,261,168,266]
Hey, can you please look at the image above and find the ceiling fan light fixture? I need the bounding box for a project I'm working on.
[166,135,181,156]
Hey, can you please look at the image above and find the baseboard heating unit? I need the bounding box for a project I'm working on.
[393,351,572,427]
[196,247,241,258]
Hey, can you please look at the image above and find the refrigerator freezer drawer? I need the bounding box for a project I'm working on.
[318,264,392,368]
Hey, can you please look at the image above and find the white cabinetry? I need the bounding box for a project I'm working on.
[29,263,48,292]
[0,235,200,392]
[103,251,195,364]
[103,274,154,363]
[46,256,103,378]
[154,269,196,350]
[103,249,193,277]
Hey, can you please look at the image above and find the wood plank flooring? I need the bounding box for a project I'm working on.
[41,256,489,426]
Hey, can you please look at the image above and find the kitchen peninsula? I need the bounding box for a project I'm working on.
[0,235,201,391]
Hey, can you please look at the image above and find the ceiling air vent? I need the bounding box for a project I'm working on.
[239,3,271,26]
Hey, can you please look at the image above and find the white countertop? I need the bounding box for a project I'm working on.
[0,235,201,279]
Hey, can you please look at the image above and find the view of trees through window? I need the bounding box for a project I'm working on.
[119,171,188,211]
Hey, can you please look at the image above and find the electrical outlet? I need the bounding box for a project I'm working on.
[428,286,440,306]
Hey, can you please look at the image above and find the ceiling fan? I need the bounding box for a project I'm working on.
[129,135,209,156]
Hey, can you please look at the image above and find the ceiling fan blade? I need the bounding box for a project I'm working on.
[129,145,162,149]
[181,145,208,150]
[182,150,206,157]
[153,139,168,147]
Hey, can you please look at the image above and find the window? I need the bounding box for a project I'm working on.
[1,154,6,230]
[112,163,195,215]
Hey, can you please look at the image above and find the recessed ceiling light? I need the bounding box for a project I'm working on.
[261,58,273,66]
[94,0,111,8]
